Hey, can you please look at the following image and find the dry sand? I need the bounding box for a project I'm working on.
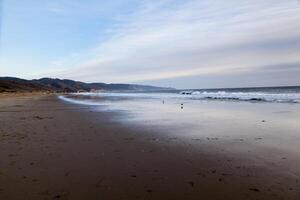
[0,95,299,200]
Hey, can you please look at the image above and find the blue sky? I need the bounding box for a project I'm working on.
[1,0,300,88]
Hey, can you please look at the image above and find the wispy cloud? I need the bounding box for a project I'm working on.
[52,0,300,85]
[21,0,300,86]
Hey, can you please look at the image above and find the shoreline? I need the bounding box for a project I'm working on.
[0,95,299,199]
[0,92,54,98]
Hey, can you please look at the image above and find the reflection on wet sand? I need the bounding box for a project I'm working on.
[0,94,299,199]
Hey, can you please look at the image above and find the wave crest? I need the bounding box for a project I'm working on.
[180,91,300,103]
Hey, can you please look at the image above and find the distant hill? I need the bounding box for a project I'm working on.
[0,77,172,93]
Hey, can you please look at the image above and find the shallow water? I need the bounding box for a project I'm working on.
[59,93,300,142]
[59,93,300,183]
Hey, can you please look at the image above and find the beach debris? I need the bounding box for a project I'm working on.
[151,138,159,142]
[249,188,260,192]
[188,181,195,187]
[146,189,153,193]
[261,120,266,122]
[33,116,43,120]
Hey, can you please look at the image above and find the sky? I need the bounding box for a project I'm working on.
[0,0,300,89]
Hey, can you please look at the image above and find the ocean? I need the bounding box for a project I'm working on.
[58,86,300,154]
[58,86,300,130]
[60,86,300,104]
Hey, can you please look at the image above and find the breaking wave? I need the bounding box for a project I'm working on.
[179,91,300,103]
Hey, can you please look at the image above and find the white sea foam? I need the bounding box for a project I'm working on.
[60,89,300,104]
[58,95,103,106]
[182,91,300,103]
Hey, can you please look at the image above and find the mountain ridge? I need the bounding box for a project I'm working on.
[0,77,173,93]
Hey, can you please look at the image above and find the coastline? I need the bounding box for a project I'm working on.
[0,92,54,99]
[0,95,299,200]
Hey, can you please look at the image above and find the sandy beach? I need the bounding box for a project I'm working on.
[0,94,299,200]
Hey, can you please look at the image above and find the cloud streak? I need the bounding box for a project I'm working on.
[45,0,300,86]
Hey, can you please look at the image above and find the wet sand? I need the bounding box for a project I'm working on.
[0,95,299,200]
